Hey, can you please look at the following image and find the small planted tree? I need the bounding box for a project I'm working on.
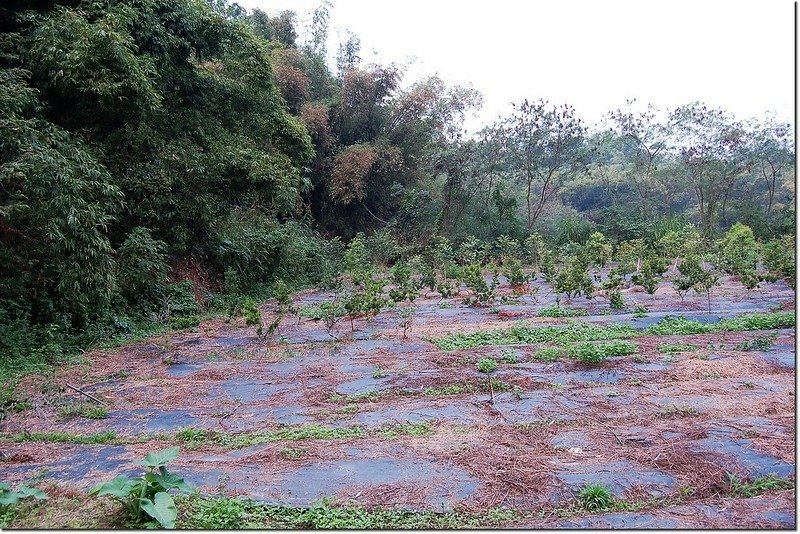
[602,270,625,309]
[717,223,760,291]
[343,232,371,286]
[457,235,486,266]
[631,254,668,299]
[616,238,647,272]
[584,232,612,269]
[674,255,702,302]
[396,305,415,339]
[524,232,547,274]
[432,235,456,280]
[717,223,759,274]
[657,224,702,272]
[693,269,720,314]
[762,235,796,290]
[477,357,498,403]
[389,260,418,303]
[343,276,386,331]
[676,255,719,312]
[553,253,593,302]
[460,263,495,306]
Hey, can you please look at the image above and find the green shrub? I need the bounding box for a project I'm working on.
[0,380,30,418]
[609,290,624,309]
[568,340,634,362]
[717,222,759,275]
[165,281,200,319]
[569,342,605,364]
[735,333,778,351]
[719,312,794,331]
[646,316,711,336]
[578,483,614,512]
[299,302,346,320]
[476,358,497,373]
[169,315,200,330]
[600,340,637,357]
[115,227,169,314]
[242,299,261,326]
[499,349,518,363]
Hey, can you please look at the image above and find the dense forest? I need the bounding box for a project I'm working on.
[0,0,795,376]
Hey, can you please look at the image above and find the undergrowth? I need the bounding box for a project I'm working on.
[177,496,518,529]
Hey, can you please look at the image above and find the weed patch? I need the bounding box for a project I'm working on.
[727,473,794,497]
[430,312,794,350]
[2,431,119,445]
[537,305,587,318]
[178,496,517,529]
[735,333,778,351]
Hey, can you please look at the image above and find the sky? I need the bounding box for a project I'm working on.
[236,0,795,132]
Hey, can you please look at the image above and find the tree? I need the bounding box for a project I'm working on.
[501,100,586,231]
[631,255,668,298]
[669,103,749,238]
[336,31,362,77]
[1,69,123,325]
[717,222,759,276]
[744,116,794,233]
[554,253,593,302]
[608,101,673,219]
[762,235,796,290]
[584,232,612,268]
[270,10,298,47]
[304,1,332,58]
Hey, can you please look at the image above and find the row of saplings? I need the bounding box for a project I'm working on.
[246,223,793,337]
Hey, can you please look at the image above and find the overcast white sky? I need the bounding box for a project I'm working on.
[237,0,795,131]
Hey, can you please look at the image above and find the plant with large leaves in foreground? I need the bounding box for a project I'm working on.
[0,483,48,511]
[90,447,190,529]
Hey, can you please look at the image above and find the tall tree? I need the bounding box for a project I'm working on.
[501,100,586,230]
[669,103,748,238]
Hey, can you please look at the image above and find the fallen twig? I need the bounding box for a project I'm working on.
[65,383,107,406]
[219,403,242,429]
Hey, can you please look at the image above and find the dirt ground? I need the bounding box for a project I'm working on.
[1,272,795,528]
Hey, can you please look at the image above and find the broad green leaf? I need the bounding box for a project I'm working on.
[0,493,20,506]
[0,483,10,491]
[15,485,48,500]
[90,475,137,498]
[140,492,177,529]
[154,467,191,493]
[136,446,180,469]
